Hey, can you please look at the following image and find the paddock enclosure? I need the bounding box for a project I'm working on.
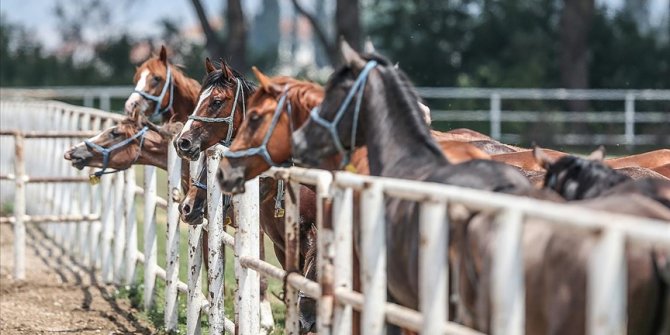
[1,98,670,335]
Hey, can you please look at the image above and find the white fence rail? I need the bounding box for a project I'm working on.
[3,86,669,147]
[1,99,669,334]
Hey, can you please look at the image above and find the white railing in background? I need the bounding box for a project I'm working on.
[3,86,669,147]
[2,99,669,335]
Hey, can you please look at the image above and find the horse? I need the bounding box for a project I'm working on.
[605,149,670,170]
[173,58,255,161]
[124,45,201,124]
[290,40,531,323]
[534,146,670,207]
[455,192,670,334]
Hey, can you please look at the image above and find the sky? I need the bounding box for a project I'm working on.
[1,0,668,51]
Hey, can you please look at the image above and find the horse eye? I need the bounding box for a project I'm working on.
[109,129,120,138]
[250,113,261,122]
[211,99,223,108]
[152,76,161,84]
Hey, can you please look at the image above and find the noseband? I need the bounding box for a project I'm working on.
[222,88,293,167]
[135,66,174,118]
[188,78,246,147]
[308,60,378,167]
[85,126,149,177]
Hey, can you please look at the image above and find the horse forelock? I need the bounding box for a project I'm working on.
[200,67,255,97]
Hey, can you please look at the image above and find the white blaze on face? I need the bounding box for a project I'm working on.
[124,69,151,113]
[179,86,213,135]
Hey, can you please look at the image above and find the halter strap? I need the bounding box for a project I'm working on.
[222,88,293,167]
[188,78,245,147]
[308,60,378,168]
[135,66,174,118]
[85,126,149,177]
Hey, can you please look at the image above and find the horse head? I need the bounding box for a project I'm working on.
[217,67,323,194]
[174,58,255,161]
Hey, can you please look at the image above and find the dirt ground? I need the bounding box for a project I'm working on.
[0,224,155,334]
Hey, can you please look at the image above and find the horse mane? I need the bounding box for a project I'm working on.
[201,67,256,99]
[544,155,631,200]
[366,53,444,160]
[274,76,324,113]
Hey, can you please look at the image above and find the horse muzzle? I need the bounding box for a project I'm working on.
[64,146,93,170]
[174,135,202,161]
[217,166,246,194]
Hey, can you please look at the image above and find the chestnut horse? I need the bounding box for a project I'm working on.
[124,46,200,123]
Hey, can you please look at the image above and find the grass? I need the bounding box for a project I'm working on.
[117,166,287,334]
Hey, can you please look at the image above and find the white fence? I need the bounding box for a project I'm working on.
[3,86,669,147]
[1,99,670,334]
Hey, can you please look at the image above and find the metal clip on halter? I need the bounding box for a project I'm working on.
[85,126,150,178]
[188,78,245,147]
[135,66,175,119]
[309,60,378,168]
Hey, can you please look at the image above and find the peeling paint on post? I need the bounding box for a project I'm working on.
[207,146,226,333]
[284,180,301,335]
[13,133,25,280]
[165,142,182,331]
[187,157,203,335]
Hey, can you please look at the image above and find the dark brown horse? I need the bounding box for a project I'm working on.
[290,42,531,330]
[124,46,201,123]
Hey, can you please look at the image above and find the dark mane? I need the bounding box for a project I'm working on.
[372,57,444,160]
[201,66,256,98]
[544,155,631,200]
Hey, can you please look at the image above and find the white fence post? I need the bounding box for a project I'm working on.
[113,171,126,284]
[490,93,501,140]
[100,172,115,283]
[360,182,386,335]
[143,165,158,310]
[588,229,626,335]
[624,93,635,147]
[13,133,26,280]
[492,209,525,335]
[187,158,203,335]
[124,168,137,285]
[207,147,226,333]
[316,174,334,335]
[234,176,261,335]
[165,144,182,332]
[419,200,448,335]
[284,180,301,335]
[332,187,353,335]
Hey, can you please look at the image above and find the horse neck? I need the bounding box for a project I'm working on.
[137,137,169,170]
[288,86,322,129]
[362,70,447,177]
[170,71,200,123]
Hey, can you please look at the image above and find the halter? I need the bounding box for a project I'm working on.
[222,88,293,167]
[85,126,149,177]
[188,78,246,147]
[308,60,378,167]
[135,66,174,118]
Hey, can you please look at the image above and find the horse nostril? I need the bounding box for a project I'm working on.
[178,138,192,150]
[182,204,191,215]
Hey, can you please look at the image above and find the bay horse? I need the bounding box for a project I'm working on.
[124,46,201,123]
[290,41,531,326]
[173,58,255,161]
[63,116,277,333]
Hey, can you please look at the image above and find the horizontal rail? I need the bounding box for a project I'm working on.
[416,87,670,100]
[0,214,100,224]
[330,170,670,244]
[0,130,100,138]
[431,110,670,123]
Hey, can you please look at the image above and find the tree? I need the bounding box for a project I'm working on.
[291,0,362,65]
[560,0,594,111]
[189,0,247,70]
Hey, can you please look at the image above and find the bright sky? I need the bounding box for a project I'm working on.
[1,0,667,51]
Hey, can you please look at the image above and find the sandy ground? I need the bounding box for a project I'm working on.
[0,224,155,334]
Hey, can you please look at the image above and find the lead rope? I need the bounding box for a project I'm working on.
[274,179,285,218]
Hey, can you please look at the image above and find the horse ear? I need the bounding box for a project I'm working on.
[205,57,216,74]
[587,145,606,161]
[533,145,555,169]
[220,58,234,79]
[340,38,366,71]
[363,37,376,54]
[394,62,399,70]
[159,45,168,64]
[252,66,281,94]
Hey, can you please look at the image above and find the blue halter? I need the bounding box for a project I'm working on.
[187,78,245,147]
[308,60,378,167]
[222,88,293,167]
[85,126,149,177]
[135,65,174,118]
